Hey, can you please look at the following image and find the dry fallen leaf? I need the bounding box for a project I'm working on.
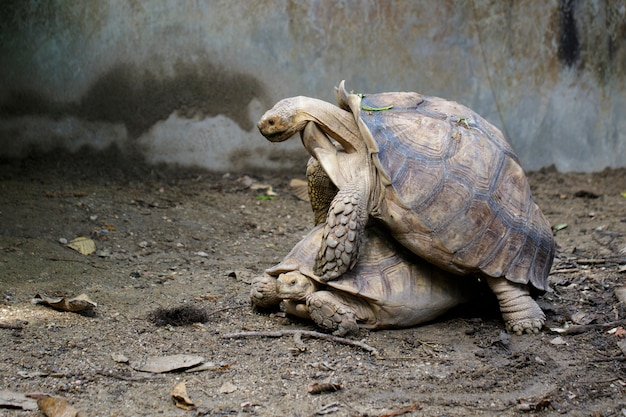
[218,381,237,394]
[615,286,626,303]
[571,311,593,325]
[307,381,342,395]
[250,183,277,196]
[37,395,84,417]
[289,178,309,201]
[32,293,97,313]
[0,390,39,410]
[517,398,551,412]
[171,381,195,410]
[133,354,205,373]
[614,326,626,338]
[66,237,96,255]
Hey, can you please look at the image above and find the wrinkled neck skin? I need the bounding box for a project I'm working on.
[292,97,362,154]
[297,104,384,216]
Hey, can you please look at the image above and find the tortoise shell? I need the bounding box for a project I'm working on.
[267,225,471,328]
[338,87,555,291]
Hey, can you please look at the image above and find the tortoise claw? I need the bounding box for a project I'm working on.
[508,318,544,335]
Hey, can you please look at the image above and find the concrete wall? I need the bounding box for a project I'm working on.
[0,0,624,172]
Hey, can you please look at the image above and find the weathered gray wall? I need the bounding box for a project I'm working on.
[0,0,624,172]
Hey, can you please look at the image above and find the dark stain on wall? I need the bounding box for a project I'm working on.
[0,60,267,138]
[557,0,580,67]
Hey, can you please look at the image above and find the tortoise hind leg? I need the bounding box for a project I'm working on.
[485,276,545,335]
[316,182,368,281]
[306,157,338,226]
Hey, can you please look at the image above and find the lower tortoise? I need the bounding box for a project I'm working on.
[251,224,473,336]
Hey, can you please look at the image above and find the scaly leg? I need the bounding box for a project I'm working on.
[485,276,545,334]
[316,182,368,281]
[306,291,359,336]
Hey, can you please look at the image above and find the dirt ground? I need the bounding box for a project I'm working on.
[1,148,625,417]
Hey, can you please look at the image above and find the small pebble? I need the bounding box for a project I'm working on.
[111,353,129,363]
[550,336,567,345]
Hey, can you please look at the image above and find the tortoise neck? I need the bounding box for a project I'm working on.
[296,97,360,153]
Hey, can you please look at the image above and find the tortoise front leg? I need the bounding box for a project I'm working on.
[485,276,545,334]
[306,291,359,336]
[316,182,368,281]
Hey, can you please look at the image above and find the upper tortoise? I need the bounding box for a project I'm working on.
[257,81,555,334]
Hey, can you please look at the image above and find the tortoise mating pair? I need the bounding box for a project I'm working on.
[252,81,555,335]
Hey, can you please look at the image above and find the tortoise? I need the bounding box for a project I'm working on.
[251,224,474,336]
[257,81,555,334]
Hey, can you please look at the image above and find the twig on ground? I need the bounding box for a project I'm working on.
[590,356,626,363]
[293,331,307,351]
[95,370,163,382]
[578,376,621,384]
[0,320,27,329]
[315,402,341,415]
[551,320,624,335]
[222,329,381,358]
[576,257,626,266]
[551,268,580,274]
[206,305,246,318]
[379,403,420,417]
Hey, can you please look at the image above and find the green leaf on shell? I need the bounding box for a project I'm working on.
[361,104,394,111]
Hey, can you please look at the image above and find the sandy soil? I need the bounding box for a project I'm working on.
[0,148,625,417]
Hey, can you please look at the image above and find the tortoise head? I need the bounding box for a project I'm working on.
[257,97,308,142]
[276,271,315,301]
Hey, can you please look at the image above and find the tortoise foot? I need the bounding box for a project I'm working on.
[250,275,281,309]
[485,276,545,335]
[307,291,359,336]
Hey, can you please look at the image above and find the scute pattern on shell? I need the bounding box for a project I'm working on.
[324,227,435,305]
[356,92,554,291]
